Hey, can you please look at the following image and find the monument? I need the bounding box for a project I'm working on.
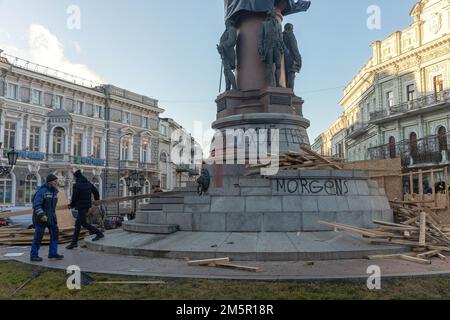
[87,0,399,262]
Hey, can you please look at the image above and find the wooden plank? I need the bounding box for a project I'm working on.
[400,169,444,177]
[410,172,414,196]
[300,146,342,170]
[367,253,414,260]
[437,253,447,261]
[445,167,449,210]
[214,262,260,273]
[416,250,441,259]
[419,212,426,246]
[317,221,396,238]
[399,255,432,265]
[187,258,230,266]
[372,220,418,230]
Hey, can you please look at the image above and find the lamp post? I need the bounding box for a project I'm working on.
[0,143,19,178]
[125,169,146,220]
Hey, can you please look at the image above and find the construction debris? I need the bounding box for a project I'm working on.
[318,204,450,265]
[187,257,260,272]
[245,148,344,176]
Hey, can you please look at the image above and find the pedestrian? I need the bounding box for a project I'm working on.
[87,205,106,232]
[30,174,64,262]
[153,185,163,193]
[66,170,104,250]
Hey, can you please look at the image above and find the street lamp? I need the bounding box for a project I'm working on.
[0,143,18,178]
[125,169,146,220]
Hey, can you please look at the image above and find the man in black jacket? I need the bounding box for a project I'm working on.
[66,170,104,250]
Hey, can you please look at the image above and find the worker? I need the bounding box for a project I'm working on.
[66,170,104,250]
[153,185,163,193]
[30,174,64,262]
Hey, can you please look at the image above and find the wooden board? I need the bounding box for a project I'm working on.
[187,258,230,266]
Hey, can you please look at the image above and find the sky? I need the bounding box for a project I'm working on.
[0,0,418,146]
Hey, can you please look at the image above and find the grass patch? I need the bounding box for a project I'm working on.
[0,261,449,300]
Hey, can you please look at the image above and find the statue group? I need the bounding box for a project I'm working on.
[218,5,305,92]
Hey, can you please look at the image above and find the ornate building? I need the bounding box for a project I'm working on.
[313,0,450,176]
[0,50,193,212]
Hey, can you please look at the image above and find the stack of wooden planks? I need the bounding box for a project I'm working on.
[318,204,450,264]
[245,147,344,176]
[0,191,85,245]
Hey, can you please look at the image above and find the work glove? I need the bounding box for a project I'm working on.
[39,215,48,223]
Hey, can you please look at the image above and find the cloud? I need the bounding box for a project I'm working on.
[0,28,10,40]
[73,41,83,54]
[0,24,105,84]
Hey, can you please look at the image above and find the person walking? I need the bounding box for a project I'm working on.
[66,170,104,250]
[30,174,64,262]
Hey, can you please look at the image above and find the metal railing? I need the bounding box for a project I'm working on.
[1,52,103,89]
[370,90,450,122]
[368,133,450,167]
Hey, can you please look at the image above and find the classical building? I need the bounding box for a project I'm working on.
[313,0,450,179]
[0,50,195,212]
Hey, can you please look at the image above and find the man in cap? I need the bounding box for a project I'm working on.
[30,174,64,262]
[66,170,104,250]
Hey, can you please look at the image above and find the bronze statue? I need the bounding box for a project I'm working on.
[283,23,302,90]
[197,169,210,196]
[258,9,284,87]
[217,20,238,92]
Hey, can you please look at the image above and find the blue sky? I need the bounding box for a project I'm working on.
[0,0,418,142]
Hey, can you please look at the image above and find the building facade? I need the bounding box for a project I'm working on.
[313,0,450,176]
[0,50,193,212]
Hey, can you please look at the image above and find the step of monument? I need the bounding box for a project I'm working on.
[122,221,179,234]
[148,197,185,204]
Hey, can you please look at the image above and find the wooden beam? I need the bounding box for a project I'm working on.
[187,258,230,266]
[300,146,343,170]
[399,255,432,265]
[214,262,260,273]
[419,212,426,247]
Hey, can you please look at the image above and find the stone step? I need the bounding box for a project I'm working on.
[148,197,185,204]
[122,221,179,234]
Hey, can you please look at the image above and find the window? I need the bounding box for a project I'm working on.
[53,128,65,154]
[6,83,18,100]
[25,174,38,204]
[92,177,102,198]
[160,125,168,136]
[73,133,82,157]
[75,101,84,114]
[410,132,418,157]
[407,84,415,102]
[32,90,42,105]
[389,136,396,159]
[94,105,104,119]
[121,140,130,160]
[161,174,167,190]
[0,175,13,205]
[3,122,16,149]
[30,127,41,152]
[93,136,102,159]
[434,75,444,100]
[123,112,131,124]
[142,143,149,163]
[54,95,63,109]
[438,127,448,152]
[386,91,394,108]
[142,117,149,129]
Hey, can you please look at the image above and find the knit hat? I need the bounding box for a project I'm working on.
[46,174,58,183]
[73,170,83,178]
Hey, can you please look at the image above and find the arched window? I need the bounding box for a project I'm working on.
[25,174,38,204]
[389,136,396,159]
[160,152,168,163]
[410,132,418,157]
[0,175,13,205]
[53,127,65,154]
[119,178,131,208]
[438,126,448,151]
[142,180,151,204]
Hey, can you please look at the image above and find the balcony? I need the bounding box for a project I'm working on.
[369,90,450,123]
[48,154,70,163]
[368,133,450,168]
[139,162,158,171]
[119,160,139,169]
[346,122,369,140]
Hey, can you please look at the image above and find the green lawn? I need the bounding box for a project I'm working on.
[0,261,449,300]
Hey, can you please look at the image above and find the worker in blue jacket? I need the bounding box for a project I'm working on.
[30,174,64,262]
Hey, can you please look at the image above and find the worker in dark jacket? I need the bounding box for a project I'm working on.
[30,174,64,262]
[66,170,104,250]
